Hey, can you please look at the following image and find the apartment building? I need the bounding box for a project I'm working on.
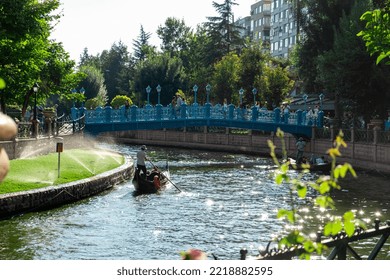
[236,0,297,58]
[235,16,252,39]
[270,0,297,58]
[250,0,272,47]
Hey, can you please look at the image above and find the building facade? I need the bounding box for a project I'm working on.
[270,0,297,58]
[235,0,298,58]
[250,0,272,47]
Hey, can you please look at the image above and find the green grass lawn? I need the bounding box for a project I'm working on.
[0,149,125,194]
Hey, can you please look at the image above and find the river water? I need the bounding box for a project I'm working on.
[0,144,389,260]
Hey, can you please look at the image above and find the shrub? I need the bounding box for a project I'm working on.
[111,95,133,109]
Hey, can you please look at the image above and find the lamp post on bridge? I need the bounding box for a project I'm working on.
[303,94,308,112]
[319,93,325,111]
[156,84,161,105]
[239,88,244,106]
[252,88,257,106]
[146,85,151,105]
[193,84,198,105]
[206,84,211,104]
[80,87,85,107]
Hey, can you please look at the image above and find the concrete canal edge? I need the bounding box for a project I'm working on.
[0,156,134,219]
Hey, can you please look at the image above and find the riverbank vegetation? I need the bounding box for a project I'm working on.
[0,149,124,195]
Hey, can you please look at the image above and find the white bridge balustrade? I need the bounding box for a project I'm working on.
[72,103,325,138]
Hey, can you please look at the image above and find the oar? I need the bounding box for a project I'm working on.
[149,160,182,192]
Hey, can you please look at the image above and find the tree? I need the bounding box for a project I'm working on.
[239,42,267,103]
[205,0,245,63]
[318,0,390,123]
[212,53,241,104]
[79,65,108,107]
[132,53,186,106]
[157,17,192,57]
[101,41,132,101]
[0,0,81,115]
[294,0,356,93]
[257,64,293,110]
[358,0,390,64]
[78,48,102,69]
[133,25,153,62]
[183,25,214,90]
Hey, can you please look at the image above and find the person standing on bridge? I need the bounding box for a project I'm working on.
[136,145,148,178]
[176,93,183,117]
[171,95,177,119]
[296,137,306,164]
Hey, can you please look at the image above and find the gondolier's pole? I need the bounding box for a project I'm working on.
[149,160,182,192]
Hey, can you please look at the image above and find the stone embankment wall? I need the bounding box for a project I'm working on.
[102,128,390,174]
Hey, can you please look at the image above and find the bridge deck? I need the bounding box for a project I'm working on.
[71,103,324,138]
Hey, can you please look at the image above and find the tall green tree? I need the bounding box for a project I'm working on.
[132,53,186,106]
[239,42,267,103]
[157,17,192,57]
[205,0,245,63]
[257,64,293,110]
[212,53,241,104]
[295,0,355,93]
[318,0,390,124]
[184,25,214,90]
[78,65,108,107]
[101,41,132,101]
[0,0,80,115]
[133,25,153,62]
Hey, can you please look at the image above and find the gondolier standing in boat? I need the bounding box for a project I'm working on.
[136,145,148,178]
[296,137,306,164]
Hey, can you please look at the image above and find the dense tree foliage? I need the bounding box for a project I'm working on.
[212,53,242,105]
[78,65,108,107]
[317,0,390,124]
[295,0,356,93]
[157,18,192,57]
[205,0,245,63]
[0,0,82,115]
[133,25,153,62]
[358,0,390,65]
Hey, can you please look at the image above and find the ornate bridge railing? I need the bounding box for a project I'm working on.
[16,114,85,139]
[72,103,325,138]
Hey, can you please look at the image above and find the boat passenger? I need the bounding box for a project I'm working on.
[153,175,161,189]
[316,156,326,164]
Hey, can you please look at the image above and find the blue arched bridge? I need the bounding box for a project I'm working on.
[72,103,325,138]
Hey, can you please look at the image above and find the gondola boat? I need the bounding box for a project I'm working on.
[132,167,170,195]
[287,158,331,173]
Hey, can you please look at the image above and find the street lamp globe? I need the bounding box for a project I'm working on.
[252,88,257,106]
[239,88,244,105]
[193,85,198,104]
[205,84,211,104]
[146,85,151,105]
[156,84,162,105]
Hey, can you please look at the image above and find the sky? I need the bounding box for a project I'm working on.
[50,0,256,62]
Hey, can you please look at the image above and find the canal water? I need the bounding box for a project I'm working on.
[0,144,389,260]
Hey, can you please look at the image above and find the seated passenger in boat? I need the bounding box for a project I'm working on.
[153,175,161,189]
